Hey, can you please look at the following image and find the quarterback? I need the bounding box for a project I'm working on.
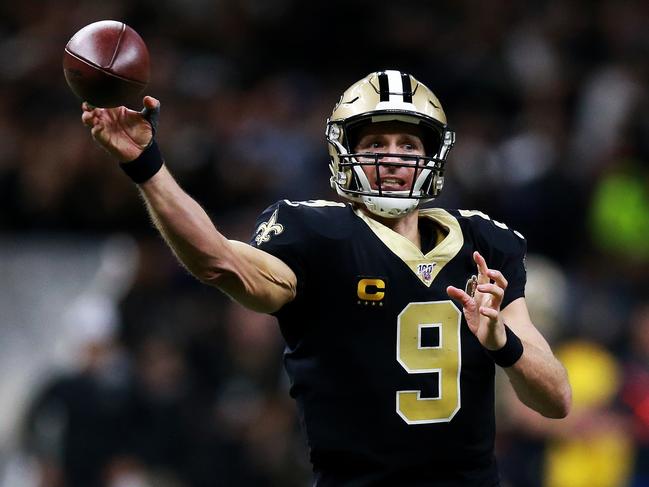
[82,70,571,486]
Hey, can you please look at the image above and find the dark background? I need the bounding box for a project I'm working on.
[1,1,648,486]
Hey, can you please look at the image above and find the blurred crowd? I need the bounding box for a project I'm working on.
[1,0,648,486]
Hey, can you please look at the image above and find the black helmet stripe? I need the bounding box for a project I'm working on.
[378,72,390,101]
[401,72,413,103]
[378,70,413,103]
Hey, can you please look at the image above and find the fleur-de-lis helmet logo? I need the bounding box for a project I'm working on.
[254,208,284,245]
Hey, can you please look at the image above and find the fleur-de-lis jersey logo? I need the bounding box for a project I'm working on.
[254,208,284,245]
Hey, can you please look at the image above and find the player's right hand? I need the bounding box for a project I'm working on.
[81,95,159,163]
[446,251,508,351]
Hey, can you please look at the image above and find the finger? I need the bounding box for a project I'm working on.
[81,111,97,127]
[473,251,490,283]
[90,125,104,139]
[476,283,504,305]
[447,286,473,309]
[486,269,508,290]
[479,306,499,321]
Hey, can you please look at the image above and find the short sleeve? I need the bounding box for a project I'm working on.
[472,218,527,309]
[498,233,527,309]
[249,200,310,296]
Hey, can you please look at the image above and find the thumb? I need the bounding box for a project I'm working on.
[140,96,161,136]
[142,95,160,109]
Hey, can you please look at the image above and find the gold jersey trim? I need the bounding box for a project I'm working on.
[354,208,464,287]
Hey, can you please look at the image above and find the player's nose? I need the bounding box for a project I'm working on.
[378,150,413,169]
[378,146,400,162]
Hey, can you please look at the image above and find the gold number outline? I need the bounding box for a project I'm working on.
[396,300,462,425]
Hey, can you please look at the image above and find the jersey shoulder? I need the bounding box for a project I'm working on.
[249,199,354,307]
[445,208,526,255]
[251,199,353,248]
[443,209,528,306]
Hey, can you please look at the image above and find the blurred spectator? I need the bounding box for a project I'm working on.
[501,340,633,487]
[543,340,633,487]
[588,159,649,264]
[213,302,309,487]
[622,304,649,487]
[21,296,134,487]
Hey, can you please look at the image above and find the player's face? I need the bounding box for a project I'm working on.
[353,122,426,192]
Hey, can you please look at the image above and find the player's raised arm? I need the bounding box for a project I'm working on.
[447,251,571,418]
[81,97,297,313]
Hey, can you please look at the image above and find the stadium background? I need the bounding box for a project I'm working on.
[0,0,648,485]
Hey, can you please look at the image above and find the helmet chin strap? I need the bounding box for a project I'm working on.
[333,184,419,218]
[361,195,419,218]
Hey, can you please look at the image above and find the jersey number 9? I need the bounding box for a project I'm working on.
[396,301,462,424]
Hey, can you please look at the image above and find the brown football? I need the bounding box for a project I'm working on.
[63,20,150,108]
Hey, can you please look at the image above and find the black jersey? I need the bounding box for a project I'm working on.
[250,200,527,487]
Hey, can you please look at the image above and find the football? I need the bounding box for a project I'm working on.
[63,20,150,108]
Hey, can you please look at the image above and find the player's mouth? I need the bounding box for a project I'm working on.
[377,177,407,191]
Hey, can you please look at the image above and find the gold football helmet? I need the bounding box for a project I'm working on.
[326,70,455,218]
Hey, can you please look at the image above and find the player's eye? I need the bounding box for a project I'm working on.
[401,139,425,154]
[357,140,384,151]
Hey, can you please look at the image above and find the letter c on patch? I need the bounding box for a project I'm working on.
[357,278,385,301]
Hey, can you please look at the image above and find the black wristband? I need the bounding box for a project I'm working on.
[487,324,524,367]
[119,140,163,184]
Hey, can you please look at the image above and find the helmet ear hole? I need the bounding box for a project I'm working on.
[345,120,370,153]
[422,128,442,157]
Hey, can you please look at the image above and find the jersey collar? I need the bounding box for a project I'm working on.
[354,208,464,287]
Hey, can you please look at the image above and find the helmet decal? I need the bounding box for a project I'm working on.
[376,71,414,103]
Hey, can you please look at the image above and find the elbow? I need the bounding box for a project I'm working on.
[544,402,571,420]
[197,266,288,314]
[556,385,573,419]
[195,265,229,287]
[188,261,231,289]
[552,367,574,419]
[189,253,232,285]
[543,385,573,419]
[194,264,220,283]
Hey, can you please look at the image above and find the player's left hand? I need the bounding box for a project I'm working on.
[446,251,507,351]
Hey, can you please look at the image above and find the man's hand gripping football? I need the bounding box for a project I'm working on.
[81,96,159,163]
